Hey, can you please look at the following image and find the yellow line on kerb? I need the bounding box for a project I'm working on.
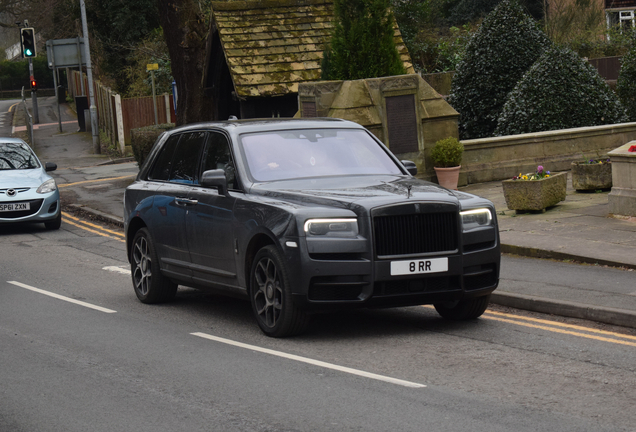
[61,212,125,243]
[57,174,136,188]
[422,305,636,347]
[484,309,636,341]
[482,314,636,347]
[62,211,125,238]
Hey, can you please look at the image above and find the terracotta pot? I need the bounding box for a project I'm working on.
[502,171,567,211]
[434,166,461,190]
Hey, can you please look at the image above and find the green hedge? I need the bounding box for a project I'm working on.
[617,46,636,121]
[0,57,56,91]
[130,123,174,167]
[495,46,628,136]
[321,0,406,80]
[448,0,551,139]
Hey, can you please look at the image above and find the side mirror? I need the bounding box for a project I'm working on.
[201,169,227,195]
[45,162,57,172]
[401,160,417,176]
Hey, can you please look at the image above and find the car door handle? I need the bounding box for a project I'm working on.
[175,197,198,206]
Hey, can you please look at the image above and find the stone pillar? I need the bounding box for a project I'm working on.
[608,141,636,216]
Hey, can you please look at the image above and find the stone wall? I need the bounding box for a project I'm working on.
[459,123,636,186]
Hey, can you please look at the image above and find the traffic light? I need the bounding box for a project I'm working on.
[20,27,36,58]
[30,77,37,92]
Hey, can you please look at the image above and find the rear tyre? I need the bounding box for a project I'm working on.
[130,228,177,303]
[250,245,309,337]
[44,212,62,230]
[434,294,491,320]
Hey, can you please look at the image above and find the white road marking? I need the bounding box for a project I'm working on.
[191,332,426,388]
[7,281,116,313]
[103,266,131,275]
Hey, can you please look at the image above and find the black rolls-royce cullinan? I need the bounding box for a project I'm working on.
[124,118,500,337]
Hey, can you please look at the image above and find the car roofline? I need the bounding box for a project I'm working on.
[166,118,363,135]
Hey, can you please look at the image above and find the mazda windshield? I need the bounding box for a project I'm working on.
[0,142,40,170]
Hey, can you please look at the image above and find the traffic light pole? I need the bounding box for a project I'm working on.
[80,0,100,154]
[29,58,39,124]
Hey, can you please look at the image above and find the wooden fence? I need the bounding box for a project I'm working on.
[69,70,176,153]
[588,56,622,81]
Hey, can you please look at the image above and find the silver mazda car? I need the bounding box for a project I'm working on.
[0,137,61,230]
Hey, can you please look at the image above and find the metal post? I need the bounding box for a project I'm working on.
[29,58,39,124]
[76,37,85,96]
[50,44,62,133]
[80,0,100,154]
[151,70,158,125]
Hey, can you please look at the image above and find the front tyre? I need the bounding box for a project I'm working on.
[130,228,177,303]
[44,211,62,230]
[250,245,309,338]
[434,294,491,320]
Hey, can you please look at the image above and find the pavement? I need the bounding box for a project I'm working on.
[10,96,636,329]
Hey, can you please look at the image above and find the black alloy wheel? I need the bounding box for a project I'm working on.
[130,228,177,303]
[434,294,491,320]
[250,245,309,337]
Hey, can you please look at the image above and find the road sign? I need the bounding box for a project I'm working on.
[45,38,87,69]
[147,63,159,71]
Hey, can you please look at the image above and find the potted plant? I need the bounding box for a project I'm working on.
[431,137,463,190]
[571,158,612,191]
[502,166,567,212]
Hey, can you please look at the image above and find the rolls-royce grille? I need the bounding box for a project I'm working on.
[373,212,458,257]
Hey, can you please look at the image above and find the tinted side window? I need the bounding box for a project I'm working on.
[148,134,180,181]
[202,132,238,189]
[169,132,207,184]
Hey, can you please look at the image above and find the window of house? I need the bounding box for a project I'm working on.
[607,9,635,34]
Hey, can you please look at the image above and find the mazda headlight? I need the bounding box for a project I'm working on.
[36,178,57,194]
[460,208,492,231]
[304,218,358,238]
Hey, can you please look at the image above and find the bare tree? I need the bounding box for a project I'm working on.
[156,0,215,125]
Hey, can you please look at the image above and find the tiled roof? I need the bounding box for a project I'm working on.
[211,0,415,98]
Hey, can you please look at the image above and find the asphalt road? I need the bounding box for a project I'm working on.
[1,216,635,431]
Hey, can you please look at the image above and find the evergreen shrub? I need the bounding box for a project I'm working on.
[495,46,628,136]
[617,44,636,121]
[131,123,174,167]
[431,137,464,167]
[448,0,551,139]
[321,0,406,80]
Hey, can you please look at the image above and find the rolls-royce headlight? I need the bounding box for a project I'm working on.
[36,178,57,194]
[304,218,358,237]
[460,208,492,231]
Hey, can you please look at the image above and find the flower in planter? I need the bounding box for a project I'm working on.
[582,158,611,164]
[512,165,551,181]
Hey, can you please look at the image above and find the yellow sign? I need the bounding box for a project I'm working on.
[146,63,159,71]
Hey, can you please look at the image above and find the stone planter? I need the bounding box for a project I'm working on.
[571,161,612,191]
[502,171,567,211]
